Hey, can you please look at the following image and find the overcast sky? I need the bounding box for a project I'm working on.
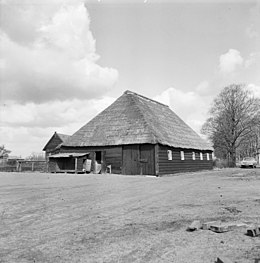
[0,0,260,157]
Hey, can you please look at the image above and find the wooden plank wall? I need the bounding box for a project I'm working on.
[139,144,155,175]
[122,144,155,175]
[122,145,140,175]
[158,145,213,175]
[104,147,122,174]
[49,159,57,172]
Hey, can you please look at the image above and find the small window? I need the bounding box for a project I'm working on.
[167,150,172,160]
[212,152,215,159]
[192,152,196,160]
[207,153,210,160]
[200,152,203,160]
[180,151,185,160]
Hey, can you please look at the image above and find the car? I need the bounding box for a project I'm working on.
[240,157,257,168]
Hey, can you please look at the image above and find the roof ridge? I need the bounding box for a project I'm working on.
[124,90,169,108]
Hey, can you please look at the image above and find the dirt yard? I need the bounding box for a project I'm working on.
[0,168,260,263]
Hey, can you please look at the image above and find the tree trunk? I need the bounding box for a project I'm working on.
[229,148,236,167]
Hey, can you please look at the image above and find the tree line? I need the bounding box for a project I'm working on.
[0,145,45,161]
[202,84,260,167]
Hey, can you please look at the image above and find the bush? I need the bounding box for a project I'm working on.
[213,158,229,169]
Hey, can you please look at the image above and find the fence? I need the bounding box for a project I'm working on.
[0,160,47,172]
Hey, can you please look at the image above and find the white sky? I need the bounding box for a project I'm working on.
[0,0,260,157]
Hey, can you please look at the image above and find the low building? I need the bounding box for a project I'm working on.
[46,91,213,175]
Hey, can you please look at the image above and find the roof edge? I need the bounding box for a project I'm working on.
[61,142,213,151]
[42,131,57,151]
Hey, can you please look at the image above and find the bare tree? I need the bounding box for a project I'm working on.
[237,124,260,160]
[26,152,45,161]
[0,145,11,159]
[202,84,260,167]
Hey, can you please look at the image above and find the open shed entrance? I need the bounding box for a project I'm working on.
[49,152,89,173]
[93,151,105,174]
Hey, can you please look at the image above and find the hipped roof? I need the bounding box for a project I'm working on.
[57,133,70,142]
[64,91,213,151]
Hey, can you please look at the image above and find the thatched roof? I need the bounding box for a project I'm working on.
[57,133,70,142]
[64,91,213,151]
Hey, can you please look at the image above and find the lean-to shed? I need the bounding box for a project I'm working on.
[47,90,213,175]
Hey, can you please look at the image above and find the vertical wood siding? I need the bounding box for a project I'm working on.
[51,144,212,175]
[104,147,122,174]
[158,145,213,175]
[122,145,140,175]
[139,144,155,175]
[122,144,155,175]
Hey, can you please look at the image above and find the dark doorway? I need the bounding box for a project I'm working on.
[94,151,102,174]
[95,151,102,163]
[57,157,75,171]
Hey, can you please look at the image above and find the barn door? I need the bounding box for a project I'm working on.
[139,144,155,175]
[123,145,155,175]
[122,145,140,175]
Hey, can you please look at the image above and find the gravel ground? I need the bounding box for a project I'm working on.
[0,168,260,263]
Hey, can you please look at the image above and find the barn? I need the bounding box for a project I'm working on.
[46,90,213,175]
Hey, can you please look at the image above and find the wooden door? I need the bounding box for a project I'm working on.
[123,144,155,175]
[122,145,139,175]
[139,144,155,175]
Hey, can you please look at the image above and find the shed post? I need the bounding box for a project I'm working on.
[140,163,143,175]
[75,158,78,173]
[154,144,159,176]
[19,161,22,172]
[101,151,106,174]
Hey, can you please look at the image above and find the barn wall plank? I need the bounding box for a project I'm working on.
[158,145,213,175]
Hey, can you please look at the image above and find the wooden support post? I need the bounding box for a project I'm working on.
[154,144,159,176]
[19,162,22,172]
[75,158,78,174]
[101,151,106,174]
[93,152,96,173]
[16,161,19,172]
[32,162,34,172]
